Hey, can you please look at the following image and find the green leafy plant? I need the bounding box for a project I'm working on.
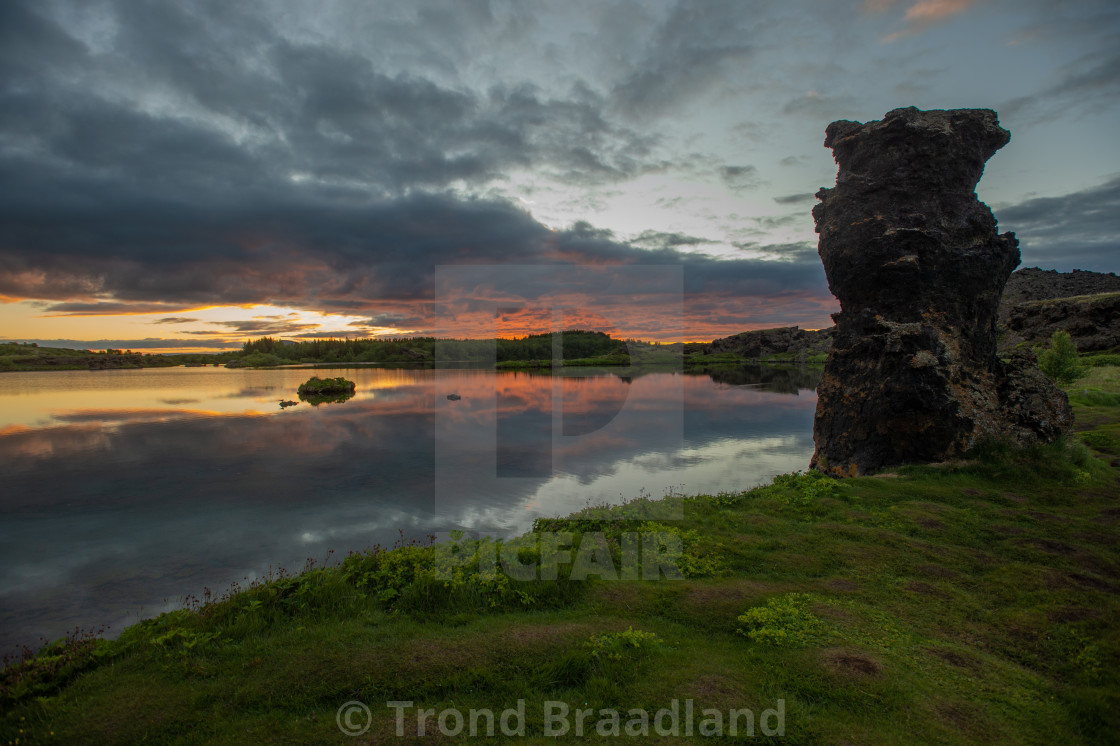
[1038,330,1084,384]
[586,627,665,661]
[731,470,842,506]
[1,628,108,704]
[736,593,832,647]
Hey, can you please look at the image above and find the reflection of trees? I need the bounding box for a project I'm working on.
[692,364,822,394]
[501,364,685,384]
[297,391,355,406]
[550,362,822,393]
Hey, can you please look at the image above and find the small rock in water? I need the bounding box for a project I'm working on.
[446,393,462,401]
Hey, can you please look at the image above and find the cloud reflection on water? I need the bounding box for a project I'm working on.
[0,365,819,650]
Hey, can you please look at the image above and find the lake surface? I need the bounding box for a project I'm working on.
[0,364,820,651]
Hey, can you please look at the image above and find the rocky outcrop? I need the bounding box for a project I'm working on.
[1002,267,1120,307]
[701,266,1120,363]
[1003,292,1120,353]
[810,107,1071,477]
[999,268,1120,352]
[694,326,832,361]
[86,354,146,370]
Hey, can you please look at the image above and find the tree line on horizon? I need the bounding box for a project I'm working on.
[238,330,628,365]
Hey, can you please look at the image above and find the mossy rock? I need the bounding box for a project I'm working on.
[296,376,356,396]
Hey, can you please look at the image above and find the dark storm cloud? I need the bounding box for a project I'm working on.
[0,0,836,332]
[734,241,820,264]
[631,231,717,250]
[1002,49,1120,123]
[1,181,833,318]
[0,0,671,209]
[780,92,858,119]
[293,330,378,339]
[719,165,761,193]
[38,302,202,316]
[773,192,816,205]
[1000,1,1120,122]
[204,320,321,335]
[543,224,827,300]
[348,312,427,329]
[996,176,1120,272]
[610,0,757,119]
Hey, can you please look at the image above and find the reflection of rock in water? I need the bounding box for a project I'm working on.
[695,365,822,394]
[810,107,1071,477]
[297,392,354,406]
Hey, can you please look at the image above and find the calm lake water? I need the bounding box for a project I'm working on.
[0,364,820,651]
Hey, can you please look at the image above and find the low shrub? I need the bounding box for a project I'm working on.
[587,627,666,661]
[736,593,833,647]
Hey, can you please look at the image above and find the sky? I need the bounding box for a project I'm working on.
[0,0,1117,350]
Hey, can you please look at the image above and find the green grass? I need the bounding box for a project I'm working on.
[1081,353,1120,368]
[1075,366,1120,392]
[4,373,1120,744]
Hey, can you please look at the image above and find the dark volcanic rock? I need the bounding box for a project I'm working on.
[999,267,1120,352]
[1003,291,1120,352]
[1002,267,1120,307]
[698,326,832,361]
[810,107,1072,477]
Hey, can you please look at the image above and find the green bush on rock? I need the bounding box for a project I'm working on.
[296,376,356,395]
[295,376,357,406]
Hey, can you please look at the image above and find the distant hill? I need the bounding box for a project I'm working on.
[684,326,832,365]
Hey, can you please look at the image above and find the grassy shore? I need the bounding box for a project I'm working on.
[3,375,1118,744]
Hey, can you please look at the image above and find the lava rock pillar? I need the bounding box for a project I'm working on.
[810,107,1071,476]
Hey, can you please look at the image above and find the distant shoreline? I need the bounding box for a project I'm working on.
[2,330,830,373]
